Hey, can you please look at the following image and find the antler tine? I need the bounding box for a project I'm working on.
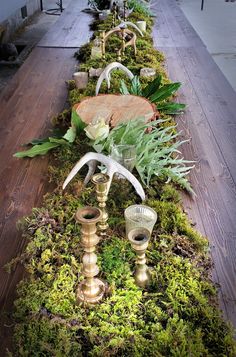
[62,154,96,189]
[95,62,134,96]
[84,160,97,185]
[117,21,143,36]
[63,152,145,201]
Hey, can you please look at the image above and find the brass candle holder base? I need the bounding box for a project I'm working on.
[92,173,110,234]
[76,206,105,304]
[77,278,105,304]
[128,227,151,288]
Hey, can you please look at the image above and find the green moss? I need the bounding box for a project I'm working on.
[10,141,236,355]
[7,6,236,357]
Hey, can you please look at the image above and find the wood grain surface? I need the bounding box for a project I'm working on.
[153,0,236,327]
[0,47,78,355]
[0,1,93,353]
[38,0,92,48]
[74,94,156,127]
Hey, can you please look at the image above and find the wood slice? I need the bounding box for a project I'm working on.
[74,94,156,127]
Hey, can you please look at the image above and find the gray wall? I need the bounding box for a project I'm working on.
[0,0,27,23]
[0,0,41,41]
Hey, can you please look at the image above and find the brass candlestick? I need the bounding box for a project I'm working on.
[123,0,127,21]
[75,206,105,303]
[117,48,122,62]
[121,28,125,56]
[92,173,110,234]
[101,30,105,59]
[128,227,151,288]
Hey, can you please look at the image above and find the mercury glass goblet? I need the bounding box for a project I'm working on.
[124,204,157,236]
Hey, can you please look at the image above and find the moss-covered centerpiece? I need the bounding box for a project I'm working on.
[9,0,236,355]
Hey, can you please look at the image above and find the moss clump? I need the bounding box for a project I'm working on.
[8,6,236,357]
[9,141,236,356]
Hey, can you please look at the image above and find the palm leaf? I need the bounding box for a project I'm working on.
[142,75,162,98]
[149,83,181,103]
[157,102,186,115]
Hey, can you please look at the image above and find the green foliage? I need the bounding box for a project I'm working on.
[14,110,85,158]
[8,5,236,357]
[142,74,162,97]
[13,140,63,158]
[128,0,153,16]
[93,117,194,193]
[9,156,236,355]
[120,75,186,115]
[149,82,181,103]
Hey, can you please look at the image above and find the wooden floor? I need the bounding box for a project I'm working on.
[152,0,236,327]
[38,0,92,48]
[0,1,91,354]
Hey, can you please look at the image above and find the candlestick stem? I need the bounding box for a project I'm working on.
[92,173,110,234]
[75,206,105,303]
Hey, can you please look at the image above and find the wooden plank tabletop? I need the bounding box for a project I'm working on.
[38,0,92,48]
[153,0,236,326]
[0,47,77,355]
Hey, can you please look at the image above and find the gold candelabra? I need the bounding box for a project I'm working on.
[128,227,151,288]
[75,206,105,303]
[92,173,110,234]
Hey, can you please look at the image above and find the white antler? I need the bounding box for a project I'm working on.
[63,152,145,201]
[96,62,134,96]
[116,22,143,36]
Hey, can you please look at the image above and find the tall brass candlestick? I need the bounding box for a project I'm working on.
[128,227,151,288]
[121,28,125,56]
[92,173,110,234]
[123,0,127,21]
[75,206,105,303]
[101,31,105,59]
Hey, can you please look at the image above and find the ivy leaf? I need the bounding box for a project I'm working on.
[142,75,162,98]
[14,142,61,158]
[149,83,181,103]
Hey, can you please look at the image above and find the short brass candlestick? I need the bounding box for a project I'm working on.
[128,227,151,288]
[92,173,110,234]
[75,206,105,303]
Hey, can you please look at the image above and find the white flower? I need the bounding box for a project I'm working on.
[84,117,109,141]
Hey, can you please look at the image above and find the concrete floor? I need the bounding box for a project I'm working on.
[0,0,71,92]
[178,0,236,91]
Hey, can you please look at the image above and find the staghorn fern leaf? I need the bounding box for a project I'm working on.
[93,117,195,194]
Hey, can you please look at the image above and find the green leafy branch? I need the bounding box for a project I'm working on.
[93,117,195,194]
[120,74,186,115]
[14,109,85,158]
